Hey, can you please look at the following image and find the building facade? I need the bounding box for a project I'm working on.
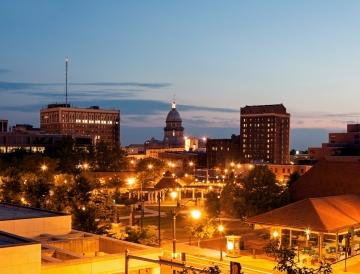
[206,135,241,168]
[0,124,92,153]
[309,123,360,161]
[0,119,8,133]
[163,101,184,147]
[40,104,120,146]
[240,104,290,164]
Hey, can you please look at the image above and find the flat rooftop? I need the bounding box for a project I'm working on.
[0,231,37,247]
[0,203,67,221]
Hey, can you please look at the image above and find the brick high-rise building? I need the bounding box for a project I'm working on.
[40,104,120,146]
[240,104,290,164]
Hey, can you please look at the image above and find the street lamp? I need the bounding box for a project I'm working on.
[127,177,135,186]
[171,204,202,259]
[82,162,89,170]
[41,164,48,172]
[218,224,225,261]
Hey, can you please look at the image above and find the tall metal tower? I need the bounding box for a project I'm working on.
[65,57,69,106]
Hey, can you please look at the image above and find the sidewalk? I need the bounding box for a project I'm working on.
[162,243,275,273]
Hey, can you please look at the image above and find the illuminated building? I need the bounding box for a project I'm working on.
[240,104,290,164]
[163,101,184,147]
[40,104,120,146]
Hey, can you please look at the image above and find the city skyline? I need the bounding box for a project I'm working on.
[2,1,360,148]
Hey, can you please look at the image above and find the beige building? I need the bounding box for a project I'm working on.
[0,203,162,274]
[40,104,120,146]
[266,164,312,184]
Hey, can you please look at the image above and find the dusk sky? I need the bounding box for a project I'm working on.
[1,1,360,148]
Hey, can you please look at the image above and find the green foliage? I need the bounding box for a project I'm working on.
[221,165,284,218]
[24,176,53,208]
[124,225,159,246]
[264,241,332,274]
[93,141,127,171]
[205,191,221,217]
[190,218,217,246]
[0,175,23,204]
[287,172,301,188]
[177,265,222,274]
[136,157,165,187]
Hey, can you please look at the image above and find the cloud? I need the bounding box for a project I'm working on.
[0,69,10,74]
[71,82,171,88]
[0,81,171,91]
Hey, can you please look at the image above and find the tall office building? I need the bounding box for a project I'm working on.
[0,120,8,133]
[240,104,290,164]
[40,104,120,146]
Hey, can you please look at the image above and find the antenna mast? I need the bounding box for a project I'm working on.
[65,57,69,106]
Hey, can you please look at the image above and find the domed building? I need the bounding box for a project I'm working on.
[163,101,184,147]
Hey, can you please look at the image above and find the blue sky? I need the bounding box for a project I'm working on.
[1,1,360,148]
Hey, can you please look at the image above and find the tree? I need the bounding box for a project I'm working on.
[124,225,159,246]
[190,218,217,247]
[265,241,332,274]
[287,172,301,188]
[221,166,284,219]
[24,175,53,208]
[0,175,23,204]
[136,157,165,187]
[205,191,221,218]
[93,141,127,171]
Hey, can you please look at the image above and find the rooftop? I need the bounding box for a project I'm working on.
[247,194,360,233]
[241,104,288,115]
[290,161,360,201]
[0,231,37,247]
[0,203,67,221]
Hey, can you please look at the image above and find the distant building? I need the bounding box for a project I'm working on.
[309,123,360,161]
[266,163,312,184]
[163,101,184,147]
[0,124,91,153]
[0,119,8,133]
[240,104,290,164]
[206,135,241,168]
[40,104,120,146]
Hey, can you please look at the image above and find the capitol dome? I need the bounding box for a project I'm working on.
[166,101,182,122]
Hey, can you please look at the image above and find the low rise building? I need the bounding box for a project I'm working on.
[309,123,360,162]
[266,164,312,184]
[206,135,241,169]
[0,203,162,274]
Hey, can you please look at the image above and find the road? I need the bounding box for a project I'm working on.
[161,243,274,274]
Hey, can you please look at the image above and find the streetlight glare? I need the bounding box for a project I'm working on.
[272,230,279,238]
[191,209,201,220]
[170,191,178,199]
[148,164,153,169]
[127,177,135,186]
[41,164,48,171]
[218,224,224,232]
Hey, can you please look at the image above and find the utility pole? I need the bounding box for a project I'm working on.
[158,192,161,247]
[65,57,69,106]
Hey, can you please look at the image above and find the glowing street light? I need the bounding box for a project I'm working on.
[148,164,153,170]
[191,209,202,220]
[272,230,279,239]
[82,162,89,170]
[170,191,178,200]
[127,177,135,186]
[41,164,48,172]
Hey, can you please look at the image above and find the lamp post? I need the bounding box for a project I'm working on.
[158,192,162,247]
[171,202,201,259]
[218,224,224,261]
